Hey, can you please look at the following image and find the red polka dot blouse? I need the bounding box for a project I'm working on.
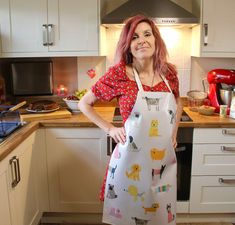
[92,61,179,123]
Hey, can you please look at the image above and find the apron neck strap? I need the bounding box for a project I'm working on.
[133,67,173,94]
[160,75,173,94]
[133,68,144,92]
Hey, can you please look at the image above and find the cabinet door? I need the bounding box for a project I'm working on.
[8,132,40,225]
[0,0,47,53]
[190,176,235,213]
[47,0,99,53]
[201,0,235,54]
[46,128,109,213]
[0,161,12,225]
[33,129,49,212]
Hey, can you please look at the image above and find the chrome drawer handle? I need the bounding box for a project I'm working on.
[221,146,235,152]
[47,24,54,46]
[203,23,208,46]
[219,178,235,184]
[9,156,21,188]
[42,24,48,46]
[222,129,235,135]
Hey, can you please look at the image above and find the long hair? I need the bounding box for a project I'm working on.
[115,14,176,76]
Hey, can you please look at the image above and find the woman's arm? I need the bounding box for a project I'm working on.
[78,90,126,144]
[172,97,183,149]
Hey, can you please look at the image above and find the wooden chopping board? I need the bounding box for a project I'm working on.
[20,108,72,122]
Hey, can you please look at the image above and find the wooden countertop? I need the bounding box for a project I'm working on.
[1,106,235,161]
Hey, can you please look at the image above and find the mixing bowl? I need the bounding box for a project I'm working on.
[187,90,207,107]
[220,89,235,107]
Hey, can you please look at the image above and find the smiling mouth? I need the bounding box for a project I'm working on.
[137,47,148,50]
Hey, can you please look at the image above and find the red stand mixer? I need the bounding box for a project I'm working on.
[207,69,235,113]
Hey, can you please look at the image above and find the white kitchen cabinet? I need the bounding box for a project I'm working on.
[0,0,48,54]
[45,128,109,213]
[8,132,41,225]
[0,132,41,225]
[190,128,235,213]
[0,0,99,57]
[191,0,235,57]
[0,159,12,225]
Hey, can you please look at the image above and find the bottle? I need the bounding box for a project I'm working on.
[230,95,235,119]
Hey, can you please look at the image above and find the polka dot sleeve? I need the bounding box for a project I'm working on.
[91,66,121,102]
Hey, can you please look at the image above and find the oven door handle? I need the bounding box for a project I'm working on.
[107,135,113,156]
[175,146,186,152]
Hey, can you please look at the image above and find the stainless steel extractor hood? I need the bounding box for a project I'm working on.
[102,0,199,25]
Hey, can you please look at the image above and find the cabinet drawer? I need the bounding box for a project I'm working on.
[193,128,235,143]
[192,144,235,175]
[190,176,235,213]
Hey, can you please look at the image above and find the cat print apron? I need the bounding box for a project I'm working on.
[103,68,177,225]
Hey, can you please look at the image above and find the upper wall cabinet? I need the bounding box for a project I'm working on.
[0,0,99,57]
[191,0,235,57]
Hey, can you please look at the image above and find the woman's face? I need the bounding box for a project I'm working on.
[130,22,156,61]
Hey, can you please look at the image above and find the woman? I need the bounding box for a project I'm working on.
[78,15,182,225]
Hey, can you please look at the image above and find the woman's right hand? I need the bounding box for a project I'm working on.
[108,126,126,145]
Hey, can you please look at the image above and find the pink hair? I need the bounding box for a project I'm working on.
[115,14,176,76]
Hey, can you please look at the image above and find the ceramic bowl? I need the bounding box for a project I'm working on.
[63,98,80,112]
[198,105,216,116]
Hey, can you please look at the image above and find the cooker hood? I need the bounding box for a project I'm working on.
[102,0,199,25]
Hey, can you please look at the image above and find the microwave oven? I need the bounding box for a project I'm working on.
[11,61,53,96]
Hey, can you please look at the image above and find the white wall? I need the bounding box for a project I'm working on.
[77,57,106,90]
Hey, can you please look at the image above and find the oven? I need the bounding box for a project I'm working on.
[175,127,193,201]
[108,108,193,211]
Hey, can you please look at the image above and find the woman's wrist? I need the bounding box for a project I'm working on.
[106,125,114,134]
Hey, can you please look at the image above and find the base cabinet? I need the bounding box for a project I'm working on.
[0,160,12,225]
[190,176,235,213]
[190,128,235,213]
[0,132,41,225]
[45,128,109,213]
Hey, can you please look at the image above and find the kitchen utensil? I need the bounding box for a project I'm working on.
[229,96,235,119]
[63,98,80,112]
[198,105,215,116]
[21,108,72,122]
[187,90,207,108]
[219,105,228,118]
[207,69,235,112]
[8,101,27,112]
[219,89,235,107]
[0,103,25,137]
[26,100,59,113]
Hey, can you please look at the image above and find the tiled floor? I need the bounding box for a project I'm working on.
[178,224,234,225]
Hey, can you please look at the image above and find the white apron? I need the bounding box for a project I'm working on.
[103,68,177,225]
